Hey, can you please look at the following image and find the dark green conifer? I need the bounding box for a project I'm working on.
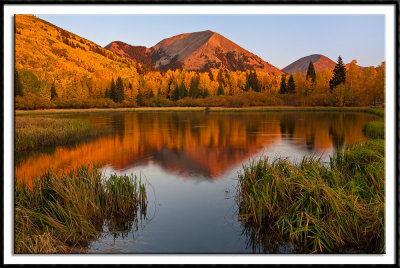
[287,75,296,94]
[217,83,224,95]
[104,88,110,98]
[279,75,287,94]
[50,82,58,100]
[110,78,116,102]
[14,69,23,97]
[306,61,316,82]
[329,56,346,92]
[189,76,199,98]
[115,77,124,103]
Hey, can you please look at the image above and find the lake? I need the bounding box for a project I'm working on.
[14,111,377,253]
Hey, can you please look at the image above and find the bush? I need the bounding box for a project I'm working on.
[15,94,55,109]
[54,98,119,109]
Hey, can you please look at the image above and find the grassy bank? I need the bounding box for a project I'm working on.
[15,106,384,116]
[15,165,147,253]
[236,138,385,253]
[15,117,109,152]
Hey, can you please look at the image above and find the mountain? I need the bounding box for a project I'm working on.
[105,30,284,74]
[282,54,336,74]
[282,54,367,74]
[104,41,153,66]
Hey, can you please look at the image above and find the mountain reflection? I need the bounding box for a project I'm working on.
[15,112,374,186]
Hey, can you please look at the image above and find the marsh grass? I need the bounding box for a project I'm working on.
[15,117,109,152]
[237,139,385,253]
[15,165,147,254]
[363,121,385,139]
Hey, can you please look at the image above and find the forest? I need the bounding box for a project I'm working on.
[14,59,385,109]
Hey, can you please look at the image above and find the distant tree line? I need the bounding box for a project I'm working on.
[14,55,385,109]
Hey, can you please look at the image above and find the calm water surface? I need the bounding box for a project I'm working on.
[15,111,376,253]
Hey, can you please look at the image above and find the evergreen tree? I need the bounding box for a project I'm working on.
[217,69,224,84]
[208,70,214,81]
[203,88,209,98]
[149,89,154,98]
[171,85,179,101]
[110,78,116,102]
[329,56,346,92]
[157,88,162,96]
[279,75,287,94]
[245,71,259,91]
[14,69,23,97]
[115,77,124,103]
[250,71,260,92]
[217,83,224,95]
[104,88,110,99]
[181,82,188,98]
[306,61,316,82]
[50,82,58,100]
[136,91,143,106]
[287,75,295,94]
[189,76,199,98]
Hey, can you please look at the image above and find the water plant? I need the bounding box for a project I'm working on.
[15,165,147,253]
[236,139,385,253]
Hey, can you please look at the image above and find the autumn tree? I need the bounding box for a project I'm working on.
[50,82,58,100]
[279,75,287,94]
[14,69,23,97]
[287,75,295,94]
[306,61,316,82]
[329,56,346,92]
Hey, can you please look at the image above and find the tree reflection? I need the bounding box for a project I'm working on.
[15,112,372,185]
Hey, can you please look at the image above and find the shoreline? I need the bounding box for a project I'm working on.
[15,106,384,116]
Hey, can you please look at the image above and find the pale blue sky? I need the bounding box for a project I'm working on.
[36,14,385,69]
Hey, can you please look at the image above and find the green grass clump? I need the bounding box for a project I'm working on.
[237,140,384,253]
[15,117,108,152]
[15,165,147,253]
[364,108,384,118]
[363,120,385,139]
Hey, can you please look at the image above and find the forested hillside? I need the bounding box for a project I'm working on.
[14,15,385,109]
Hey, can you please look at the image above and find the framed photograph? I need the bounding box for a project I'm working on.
[3,2,398,266]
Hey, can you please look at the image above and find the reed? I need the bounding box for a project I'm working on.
[15,165,147,254]
[363,120,385,139]
[15,117,109,152]
[237,139,385,253]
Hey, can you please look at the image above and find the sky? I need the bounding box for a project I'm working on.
[36,14,385,69]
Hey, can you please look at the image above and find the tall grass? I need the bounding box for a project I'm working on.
[236,139,385,253]
[15,117,109,152]
[15,165,147,253]
[363,121,385,139]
